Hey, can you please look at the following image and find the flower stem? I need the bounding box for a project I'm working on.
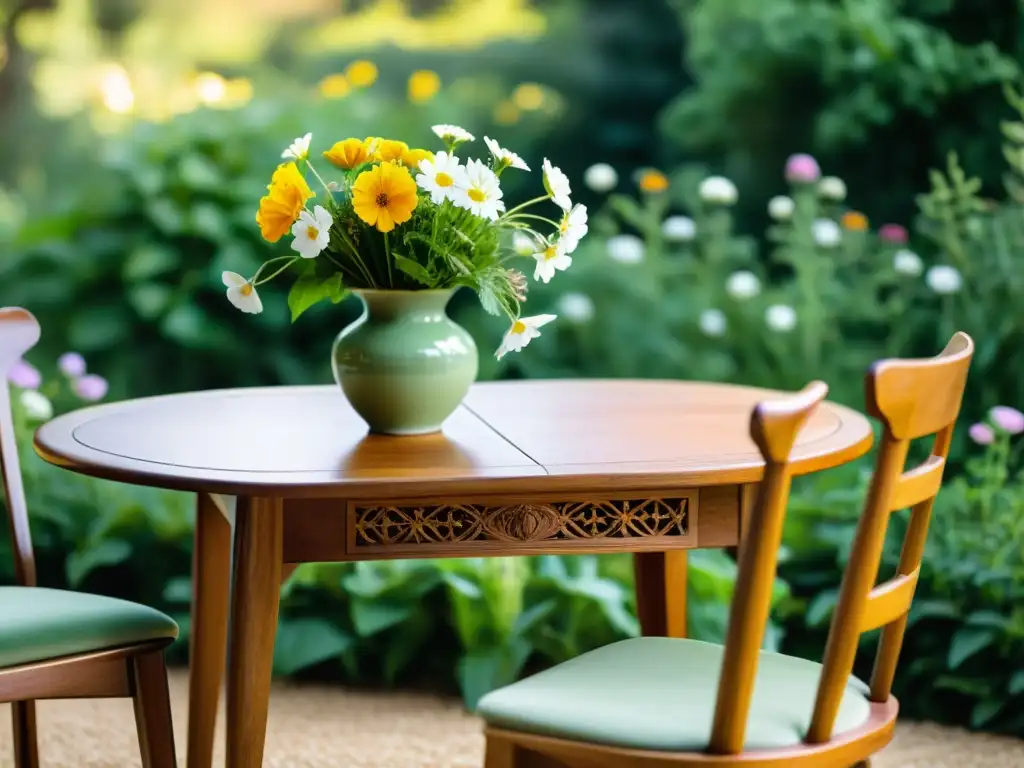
[384,231,394,288]
[306,160,334,197]
[504,212,559,227]
[502,195,550,218]
[255,257,299,285]
[252,255,295,283]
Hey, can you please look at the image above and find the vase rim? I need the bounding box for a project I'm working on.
[354,288,456,296]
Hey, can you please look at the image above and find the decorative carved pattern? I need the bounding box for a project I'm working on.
[353,498,690,549]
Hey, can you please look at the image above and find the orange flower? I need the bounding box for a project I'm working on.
[401,148,434,169]
[638,169,670,193]
[255,162,314,243]
[373,139,409,163]
[841,211,869,231]
[351,161,418,233]
[324,138,371,169]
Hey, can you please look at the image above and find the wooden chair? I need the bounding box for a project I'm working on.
[0,307,179,768]
[478,332,974,768]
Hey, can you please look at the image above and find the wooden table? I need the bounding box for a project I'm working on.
[34,380,873,768]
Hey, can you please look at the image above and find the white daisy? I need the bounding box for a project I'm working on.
[557,292,595,323]
[282,132,312,162]
[291,205,332,259]
[893,249,923,276]
[812,219,842,248]
[607,234,644,264]
[532,239,572,284]
[484,136,530,171]
[699,176,738,205]
[926,265,962,294]
[416,152,463,205]
[662,215,696,242]
[584,163,618,193]
[726,270,761,300]
[452,159,505,220]
[766,304,797,332]
[699,308,727,338]
[543,158,572,211]
[432,124,475,145]
[768,195,795,221]
[222,271,263,315]
[556,204,588,253]
[496,314,556,360]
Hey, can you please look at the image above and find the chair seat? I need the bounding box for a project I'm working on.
[477,637,873,753]
[0,586,178,669]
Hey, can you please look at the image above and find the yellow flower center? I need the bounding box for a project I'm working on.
[560,220,569,234]
[240,283,253,296]
[307,226,319,239]
[544,246,558,261]
[512,320,527,334]
[376,192,389,208]
[468,187,487,203]
[435,172,454,188]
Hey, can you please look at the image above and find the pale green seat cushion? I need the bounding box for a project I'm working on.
[477,637,872,752]
[0,586,177,669]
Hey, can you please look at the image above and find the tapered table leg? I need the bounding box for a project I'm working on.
[186,493,233,768]
[633,550,688,638]
[225,496,283,768]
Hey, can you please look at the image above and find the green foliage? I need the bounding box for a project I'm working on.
[782,420,1024,734]
[662,0,1021,229]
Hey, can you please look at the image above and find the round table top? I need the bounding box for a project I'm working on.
[33,380,874,499]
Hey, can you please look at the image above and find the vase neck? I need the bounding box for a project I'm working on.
[356,289,454,321]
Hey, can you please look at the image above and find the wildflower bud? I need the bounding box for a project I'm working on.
[58,352,87,377]
[990,406,1024,435]
[818,176,847,201]
[699,308,727,337]
[557,292,595,323]
[19,390,53,421]
[765,304,797,332]
[73,374,109,402]
[925,265,962,294]
[768,195,795,221]
[969,423,995,445]
[785,153,821,184]
[583,163,618,193]
[726,270,760,300]
[699,176,738,205]
[7,359,41,389]
[662,216,696,242]
[812,219,842,248]
[879,223,908,244]
[893,249,923,276]
[606,234,645,264]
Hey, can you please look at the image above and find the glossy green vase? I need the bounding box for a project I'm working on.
[331,289,479,435]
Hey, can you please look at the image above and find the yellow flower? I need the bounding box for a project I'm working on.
[842,211,869,231]
[324,138,371,169]
[374,139,409,163]
[346,60,378,88]
[319,74,351,100]
[408,70,441,104]
[513,83,545,111]
[494,100,520,126]
[638,169,670,193]
[255,162,314,243]
[401,148,434,169]
[351,161,418,233]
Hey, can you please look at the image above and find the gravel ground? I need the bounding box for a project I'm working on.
[1,669,1022,767]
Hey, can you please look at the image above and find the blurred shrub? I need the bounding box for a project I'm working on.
[662,0,1021,232]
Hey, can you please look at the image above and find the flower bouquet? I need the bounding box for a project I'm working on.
[224,124,587,434]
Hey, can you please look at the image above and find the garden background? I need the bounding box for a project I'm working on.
[2,0,1024,737]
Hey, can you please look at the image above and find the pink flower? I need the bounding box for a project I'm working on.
[58,352,87,378]
[879,224,908,244]
[969,423,995,445]
[990,406,1024,435]
[73,374,108,402]
[785,153,821,184]
[8,359,41,390]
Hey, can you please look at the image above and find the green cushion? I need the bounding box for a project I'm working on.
[477,637,872,752]
[0,586,177,669]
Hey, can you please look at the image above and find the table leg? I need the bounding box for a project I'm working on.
[633,551,688,638]
[186,493,233,768]
[226,496,283,768]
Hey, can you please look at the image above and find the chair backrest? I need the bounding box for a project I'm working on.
[708,332,974,754]
[0,307,42,588]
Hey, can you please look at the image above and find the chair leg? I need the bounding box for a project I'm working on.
[633,550,688,638]
[11,701,39,768]
[131,650,177,768]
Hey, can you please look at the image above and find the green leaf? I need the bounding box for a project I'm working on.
[162,576,193,604]
[392,253,434,286]
[457,640,533,710]
[967,610,1010,629]
[971,699,1004,729]
[1009,670,1024,696]
[66,539,132,586]
[123,244,179,282]
[288,270,346,321]
[273,618,353,676]
[350,600,411,637]
[805,589,838,627]
[908,598,959,625]
[947,628,998,669]
[128,283,174,320]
